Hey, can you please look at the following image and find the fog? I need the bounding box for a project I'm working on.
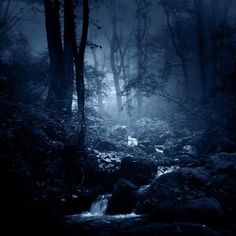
[1,1,236,235]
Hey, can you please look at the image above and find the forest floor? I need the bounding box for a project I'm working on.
[1,95,236,235]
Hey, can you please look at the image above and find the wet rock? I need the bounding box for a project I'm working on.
[155,145,164,153]
[113,126,128,141]
[95,138,117,152]
[209,152,236,176]
[84,150,125,186]
[176,154,201,167]
[197,128,236,154]
[61,218,223,236]
[61,187,101,214]
[120,155,157,186]
[134,118,171,142]
[114,140,127,152]
[180,145,198,157]
[106,179,138,215]
[128,223,221,236]
[158,130,175,145]
[156,166,180,178]
[210,174,236,218]
[127,146,146,158]
[183,197,223,222]
[163,140,181,156]
[175,128,191,138]
[136,168,212,216]
[139,139,152,149]
[146,145,156,154]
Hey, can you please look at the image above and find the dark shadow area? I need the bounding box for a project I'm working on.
[1,0,236,235]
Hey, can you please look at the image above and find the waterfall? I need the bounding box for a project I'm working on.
[65,193,141,223]
[89,194,111,216]
[77,194,111,217]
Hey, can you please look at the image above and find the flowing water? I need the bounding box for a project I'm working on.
[62,167,177,235]
[80,194,111,217]
[65,194,142,225]
[65,165,179,225]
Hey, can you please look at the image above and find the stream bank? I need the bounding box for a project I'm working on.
[1,102,236,235]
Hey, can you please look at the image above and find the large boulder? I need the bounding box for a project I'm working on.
[174,154,201,167]
[210,174,236,221]
[131,118,171,143]
[183,197,223,222]
[146,145,157,155]
[194,127,236,155]
[157,130,175,145]
[106,179,138,215]
[84,150,125,186]
[95,138,117,152]
[112,126,128,141]
[180,145,198,158]
[208,152,236,176]
[120,155,157,186]
[127,223,221,236]
[136,168,218,222]
[163,139,182,156]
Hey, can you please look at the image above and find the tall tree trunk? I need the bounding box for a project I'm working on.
[135,0,149,116]
[195,0,207,96]
[91,49,104,113]
[164,7,189,97]
[136,42,143,115]
[43,0,64,108]
[110,36,122,114]
[195,0,216,96]
[71,0,89,148]
[63,0,75,115]
[118,37,131,117]
[109,15,122,115]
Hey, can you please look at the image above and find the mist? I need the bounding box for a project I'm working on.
[1,0,236,235]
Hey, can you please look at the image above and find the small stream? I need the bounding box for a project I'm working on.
[62,166,180,235]
[65,194,142,225]
[84,194,111,216]
[65,166,179,225]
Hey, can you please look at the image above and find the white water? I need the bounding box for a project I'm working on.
[83,194,111,217]
[66,194,141,223]
[128,136,138,147]
[156,166,180,178]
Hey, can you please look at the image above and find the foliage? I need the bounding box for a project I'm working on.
[85,64,108,104]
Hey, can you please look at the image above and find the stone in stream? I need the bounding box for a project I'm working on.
[180,145,198,157]
[208,152,236,176]
[126,223,221,236]
[158,130,175,144]
[84,150,125,185]
[106,179,138,215]
[120,155,157,186]
[113,126,128,141]
[95,138,117,151]
[163,140,182,156]
[135,167,224,224]
[183,197,223,221]
[146,145,156,154]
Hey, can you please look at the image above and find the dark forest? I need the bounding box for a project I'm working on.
[1,0,236,235]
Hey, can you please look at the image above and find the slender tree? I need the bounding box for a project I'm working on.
[91,48,105,113]
[71,0,89,148]
[161,2,189,96]
[105,2,123,114]
[194,0,225,95]
[43,0,64,108]
[135,0,150,115]
[63,0,75,114]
